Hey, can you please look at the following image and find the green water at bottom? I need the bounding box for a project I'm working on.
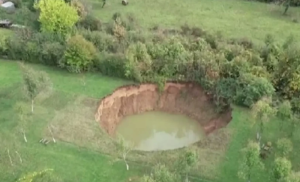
[116,111,205,151]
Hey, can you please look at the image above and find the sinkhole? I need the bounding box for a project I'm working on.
[95,82,232,151]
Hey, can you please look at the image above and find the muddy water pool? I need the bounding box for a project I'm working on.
[116,111,205,151]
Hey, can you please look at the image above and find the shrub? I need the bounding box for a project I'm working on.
[5,36,25,60]
[125,42,152,82]
[113,17,126,42]
[273,157,292,181]
[0,37,8,56]
[220,55,251,78]
[34,0,79,35]
[94,53,126,78]
[5,30,65,64]
[41,42,65,66]
[71,0,87,20]
[77,14,102,31]
[291,97,300,113]
[277,100,292,119]
[276,138,293,157]
[59,34,97,73]
[235,73,275,107]
[81,30,116,52]
[274,45,300,98]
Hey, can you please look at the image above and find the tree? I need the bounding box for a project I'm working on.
[283,0,291,15]
[176,148,198,182]
[251,97,276,146]
[34,0,79,35]
[276,138,293,157]
[286,171,300,182]
[278,100,292,120]
[115,135,133,171]
[277,100,297,137]
[19,63,52,113]
[273,157,292,181]
[238,141,264,182]
[141,164,179,182]
[14,102,29,143]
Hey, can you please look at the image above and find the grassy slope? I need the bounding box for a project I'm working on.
[91,0,300,44]
[0,60,141,182]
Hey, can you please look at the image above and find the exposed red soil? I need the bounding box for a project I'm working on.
[95,82,232,136]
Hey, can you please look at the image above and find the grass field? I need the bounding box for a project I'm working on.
[91,0,300,43]
[1,0,300,180]
[0,60,142,182]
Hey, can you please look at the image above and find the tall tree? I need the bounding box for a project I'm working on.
[238,141,264,182]
[19,63,52,113]
[34,0,79,35]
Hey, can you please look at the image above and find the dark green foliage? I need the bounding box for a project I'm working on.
[94,53,126,78]
[5,30,65,65]
[236,73,275,107]
[81,30,117,52]
[77,14,102,31]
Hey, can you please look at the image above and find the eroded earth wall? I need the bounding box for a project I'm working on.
[95,82,232,135]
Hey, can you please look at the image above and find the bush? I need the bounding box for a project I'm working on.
[276,138,293,157]
[94,53,126,78]
[5,30,65,65]
[277,100,292,119]
[41,42,65,66]
[235,73,275,107]
[77,14,102,31]
[125,42,152,82]
[81,30,116,52]
[290,97,300,113]
[0,37,8,56]
[71,0,87,20]
[59,34,96,73]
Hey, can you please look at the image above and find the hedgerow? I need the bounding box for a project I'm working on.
[2,11,300,112]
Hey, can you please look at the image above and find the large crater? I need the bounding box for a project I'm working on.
[95,82,232,150]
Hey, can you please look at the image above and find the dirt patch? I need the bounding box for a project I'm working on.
[95,82,232,135]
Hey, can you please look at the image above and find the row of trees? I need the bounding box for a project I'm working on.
[238,95,299,182]
[238,139,299,182]
[2,0,300,113]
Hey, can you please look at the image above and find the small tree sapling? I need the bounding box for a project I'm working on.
[19,62,52,113]
[238,141,264,182]
[14,102,29,143]
[176,148,198,182]
[273,157,292,181]
[115,135,133,171]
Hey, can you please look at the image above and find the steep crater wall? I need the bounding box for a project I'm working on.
[95,82,232,135]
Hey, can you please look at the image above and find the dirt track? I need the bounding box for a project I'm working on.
[95,82,232,135]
